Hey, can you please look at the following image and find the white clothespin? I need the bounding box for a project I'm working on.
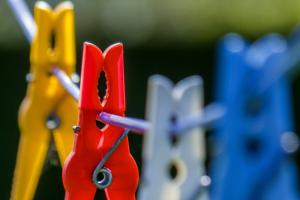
[139,75,208,200]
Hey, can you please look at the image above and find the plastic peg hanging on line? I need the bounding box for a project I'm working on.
[139,75,208,200]
[10,2,77,200]
[210,33,300,200]
[63,42,139,200]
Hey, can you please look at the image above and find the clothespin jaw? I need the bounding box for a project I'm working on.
[63,42,138,200]
[11,2,77,200]
[210,34,299,200]
[139,75,207,200]
[31,1,75,71]
[79,42,125,113]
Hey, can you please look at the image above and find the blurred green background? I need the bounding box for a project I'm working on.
[2,0,300,199]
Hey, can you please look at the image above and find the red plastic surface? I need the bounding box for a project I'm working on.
[62,42,139,200]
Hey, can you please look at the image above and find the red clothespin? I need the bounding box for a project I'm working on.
[63,42,139,200]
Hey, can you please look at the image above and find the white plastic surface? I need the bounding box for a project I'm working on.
[139,75,208,200]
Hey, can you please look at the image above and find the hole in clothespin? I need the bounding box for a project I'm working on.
[167,159,186,182]
[170,115,180,145]
[244,135,263,157]
[95,72,108,131]
[98,71,107,103]
[168,161,179,180]
[50,31,56,50]
[171,135,179,146]
[96,120,106,130]
[46,113,60,130]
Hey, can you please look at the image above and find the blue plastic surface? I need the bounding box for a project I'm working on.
[210,33,299,200]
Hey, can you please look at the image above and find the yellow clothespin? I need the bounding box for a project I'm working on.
[10,1,77,200]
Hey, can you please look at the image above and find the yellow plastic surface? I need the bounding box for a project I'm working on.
[10,1,77,200]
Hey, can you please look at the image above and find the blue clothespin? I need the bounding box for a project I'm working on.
[210,33,299,200]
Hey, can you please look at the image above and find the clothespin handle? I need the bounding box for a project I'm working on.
[63,42,138,200]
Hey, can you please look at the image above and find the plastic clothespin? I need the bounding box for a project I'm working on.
[63,43,139,200]
[139,75,208,200]
[11,2,77,200]
[210,33,299,200]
